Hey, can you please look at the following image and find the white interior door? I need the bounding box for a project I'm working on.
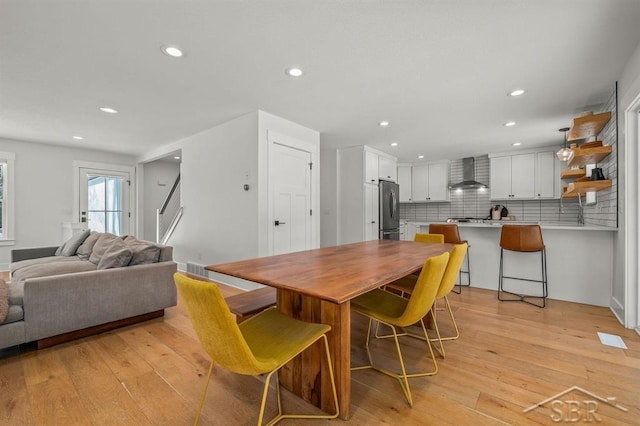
[79,168,130,235]
[270,143,312,255]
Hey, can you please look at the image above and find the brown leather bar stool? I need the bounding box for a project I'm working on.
[498,224,548,308]
[429,223,470,293]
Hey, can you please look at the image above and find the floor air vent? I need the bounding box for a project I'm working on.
[186,262,207,277]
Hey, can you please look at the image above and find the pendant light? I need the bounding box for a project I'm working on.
[556,127,574,162]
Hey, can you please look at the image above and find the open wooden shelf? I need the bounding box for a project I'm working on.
[562,179,612,198]
[561,168,586,180]
[567,144,612,167]
[567,111,611,141]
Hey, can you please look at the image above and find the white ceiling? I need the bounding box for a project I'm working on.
[2,0,640,163]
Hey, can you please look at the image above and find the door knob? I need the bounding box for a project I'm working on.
[274,220,286,226]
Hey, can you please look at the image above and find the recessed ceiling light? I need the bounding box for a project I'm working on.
[390,142,398,147]
[99,106,118,114]
[72,136,84,140]
[504,121,516,127]
[508,89,526,97]
[286,67,304,77]
[174,156,181,160]
[418,155,424,159]
[161,45,184,58]
[512,142,522,146]
[379,120,390,127]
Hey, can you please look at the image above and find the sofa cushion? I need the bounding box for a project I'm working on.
[10,255,80,274]
[6,281,24,306]
[76,231,101,259]
[97,240,133,269]
[89,233,122,265]
[0,305,23,325]
[11,260,98,282]
[55,229,91,256]
[124,236,162,265]
[0,279,7,323]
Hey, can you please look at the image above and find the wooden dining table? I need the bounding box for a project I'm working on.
[206,239,453,420]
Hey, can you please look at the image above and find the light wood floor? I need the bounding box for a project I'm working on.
[1,275,639,425]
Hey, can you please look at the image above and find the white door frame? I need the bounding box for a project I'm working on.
[623,95,640,331]
[266,130,319,255]
[73,161,136,235]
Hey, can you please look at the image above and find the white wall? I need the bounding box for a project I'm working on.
[0,138,136,269]
[320,148,338,247]
[142,161,180,241]
[167,112,260,266]
[141,110,320,270]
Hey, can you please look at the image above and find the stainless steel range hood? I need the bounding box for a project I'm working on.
[448,157,488,190]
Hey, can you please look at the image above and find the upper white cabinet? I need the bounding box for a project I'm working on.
[365,150,379,183]
[378,155,397,182]
[489,150,559,200]
[411,161,450,202]
[364,149,397,183]
[397,165,412,202]
[490,153,535,199]
[535,151,558,198]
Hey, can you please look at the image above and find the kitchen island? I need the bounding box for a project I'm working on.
[404,221,616,306]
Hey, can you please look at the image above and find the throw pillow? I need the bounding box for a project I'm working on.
[89,233,122,265]
[124,236,162,265]
[97,239,133,270]
[0,279,8,323]
[55,229,91,257]
[76,231,101,259]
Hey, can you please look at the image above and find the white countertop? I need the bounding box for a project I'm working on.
[403,220,617,232]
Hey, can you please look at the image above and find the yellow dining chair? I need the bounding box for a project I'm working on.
[384,233,444,297]
[173,273,339,426]
[350,252,449,407]
[387,243,468,358]
[413,233,445,244]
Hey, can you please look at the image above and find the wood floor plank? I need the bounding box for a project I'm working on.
[1,285,639,425]
[0,355,31,424]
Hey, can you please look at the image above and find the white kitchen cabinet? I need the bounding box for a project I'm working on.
[379,155,397,182]
[489,153,535,199]
[490,151,560,200]
[411,162,450,202]
[364,183,379,240]
[397,165,412,202]
[365,150,378,184]
[337,145,397,244]
[535,151,556,198]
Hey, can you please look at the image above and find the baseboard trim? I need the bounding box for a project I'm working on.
[36,309,165,349]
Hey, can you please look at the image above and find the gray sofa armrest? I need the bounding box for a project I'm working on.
[23,261,177,341]
[11,246,59,263]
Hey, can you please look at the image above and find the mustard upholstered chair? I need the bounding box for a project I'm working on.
[173,273,339,426]
[413,233,445,244]
[350,252,449,407]
[386,243,468,357]
[384,233,444,297]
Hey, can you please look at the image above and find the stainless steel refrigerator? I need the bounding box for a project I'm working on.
[379,180,400,240]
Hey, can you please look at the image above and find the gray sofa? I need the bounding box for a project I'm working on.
[0,232,177,351]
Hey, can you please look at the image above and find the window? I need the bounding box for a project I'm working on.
[0,151,15,243]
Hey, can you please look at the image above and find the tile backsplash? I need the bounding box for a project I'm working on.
[400,155,582,224]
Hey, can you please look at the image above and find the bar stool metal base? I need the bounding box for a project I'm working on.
[498,248,548,308]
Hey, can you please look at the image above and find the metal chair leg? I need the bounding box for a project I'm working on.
[194,362,216,426]
[498,248,548,308]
